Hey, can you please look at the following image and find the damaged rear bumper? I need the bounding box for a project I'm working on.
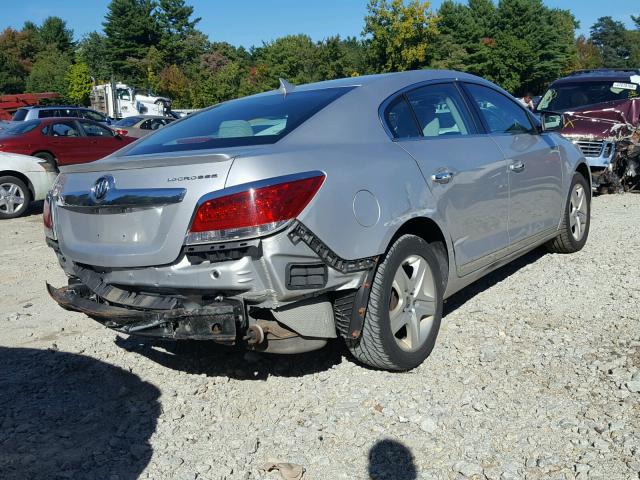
[46,283,243,342]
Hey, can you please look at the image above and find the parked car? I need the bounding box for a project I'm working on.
[0,118,135,169]
[13,106,113,126]
[45,70,590,371]
[112,115,175,138]
[536,69,640,190]
[0,151,57,219]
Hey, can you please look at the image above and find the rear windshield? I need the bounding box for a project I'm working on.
[538,81,639,111]
[115,116,143,127]
[12,109,28,121]
[2,120,40,135]
[124,87,354,156]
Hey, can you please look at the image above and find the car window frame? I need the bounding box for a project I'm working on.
[379,80,481,141]
[77,119,115,138]
[459,81,538,136]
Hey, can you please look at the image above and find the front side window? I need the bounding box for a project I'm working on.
[79,121,113,137]
[81,110,107,122]
[465,83,534,134]
[50,122,81,137]
[406,84,473,137]
[125,87,354,156]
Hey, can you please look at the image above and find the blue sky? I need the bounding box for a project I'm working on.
[1,0,637,47]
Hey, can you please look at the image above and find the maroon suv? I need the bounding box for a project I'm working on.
[536,69,640,190]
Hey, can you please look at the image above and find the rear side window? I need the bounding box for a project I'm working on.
[50,123,81,137]
[124,87,355,156]
[57,108,79,118]
[406,84,473,137]
[38,109,59,118]
[384,97,420,139]
[465,83,534,134]
[12,109,27,121]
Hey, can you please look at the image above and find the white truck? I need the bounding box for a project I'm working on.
[90,82,172,119]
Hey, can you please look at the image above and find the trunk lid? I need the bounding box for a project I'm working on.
[53,150,251,267]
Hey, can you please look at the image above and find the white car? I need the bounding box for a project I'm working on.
[0,152,57,219]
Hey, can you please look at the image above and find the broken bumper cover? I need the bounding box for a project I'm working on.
[46,283,243,341]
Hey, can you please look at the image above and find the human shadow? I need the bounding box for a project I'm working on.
[443,247,546,316]
[115,335,345,380]
[368,439,417,480]
[0,347,160,480]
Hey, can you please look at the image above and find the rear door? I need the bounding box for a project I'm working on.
[77,120,125,160]
[462,83,564,245]
[386,82,510,275]
[47,121,90,166]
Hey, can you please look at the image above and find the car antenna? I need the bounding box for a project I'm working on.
[278,78,295,97]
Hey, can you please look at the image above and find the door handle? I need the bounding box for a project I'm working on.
[431,171,454,184]
[509,161,525,173]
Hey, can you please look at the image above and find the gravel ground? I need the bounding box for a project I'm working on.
[0,194,639,480]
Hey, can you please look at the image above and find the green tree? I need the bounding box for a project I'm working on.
[103,0,161,83]
[77,32,111,82]
[316,36,367,79]
[574,35,603,70]
[253,35,319,86]
[156,0,203,65]
[38,16,75,54]
[66,62,92,104]
[590,16,630,68]
[362,0,438,72]
[26,47,71,94]
[0,51,26,94]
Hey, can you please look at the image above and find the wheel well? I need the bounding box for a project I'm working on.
[0,170,35,197]
[390,217,449,276]
[575,162,591,188]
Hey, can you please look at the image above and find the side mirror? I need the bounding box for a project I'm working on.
[539,111,564,132]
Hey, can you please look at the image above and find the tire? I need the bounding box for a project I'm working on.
[546,172,591,254]
[348,235,444,371]
[0,176,31,219]
[32,152,58,172]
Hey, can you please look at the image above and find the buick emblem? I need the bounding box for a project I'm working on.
[91,176,113,202]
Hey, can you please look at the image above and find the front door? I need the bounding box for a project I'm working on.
[462,83,564,245]
[387,82,510,274]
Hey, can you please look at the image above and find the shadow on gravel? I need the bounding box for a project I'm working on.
[23,200,44,217]
[115,335,345,380]
[443,247,546,316]
[0,347,160,480]
[368,439,417,480]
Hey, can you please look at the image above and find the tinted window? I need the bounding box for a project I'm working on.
[124,87,355,156]
[384,97,420,139]
[537,81,639,112]
[139,119,153,130]
[406,83,473,137]
[79,121,113,137]
[12,109,28,121]
[3,120,40,135]
[50,123,81,137]
[38,109,59,118]
[57,108,79,118]
[81,109,107,122]
[115,116,143,127]
[465,84,534,134]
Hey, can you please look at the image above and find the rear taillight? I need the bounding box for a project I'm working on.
[186,172,325,244]
[43,193,55,239]
[115,129,128,136]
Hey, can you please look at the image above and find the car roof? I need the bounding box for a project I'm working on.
[18,105,91,110]
[37,117,104,125]
[551,69,640,85]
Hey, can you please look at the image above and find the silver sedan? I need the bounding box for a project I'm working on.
[111,115,175,138]
[46,70,590,371]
